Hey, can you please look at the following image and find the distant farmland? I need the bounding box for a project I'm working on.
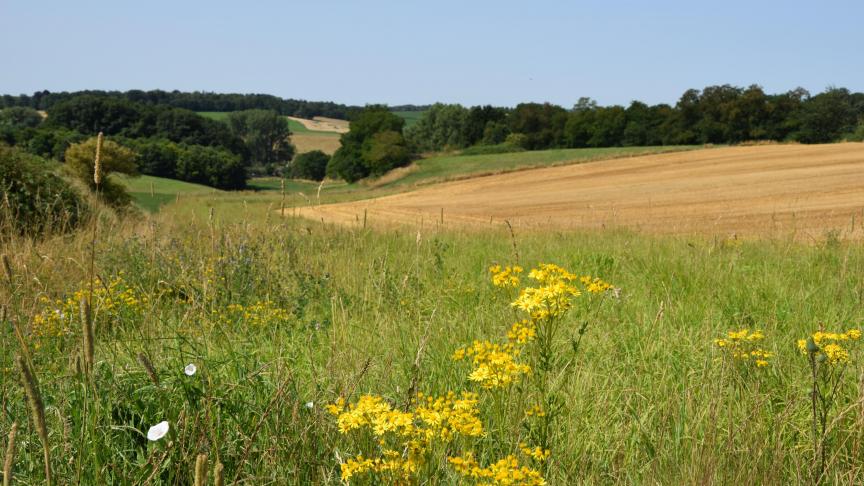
[198,111,344,154]
[393,110,426,128]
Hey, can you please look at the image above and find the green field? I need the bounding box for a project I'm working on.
[5,191,864,484]
[379,145,698,188]
[116,174,221,212]
[393,110,426,128]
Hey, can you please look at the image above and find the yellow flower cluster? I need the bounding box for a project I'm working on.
[214,300,293,328]
[339,450,418,482]
[507,320,537,344]
[490,265,523,288]
[512,282,581,320]
[524,405,545,418]
[519,443,551,462]
[330,392,484,482]
[449,453,546,486]
[453,341,531,389]
[32,275,146,342]
[797,329,861,365]
[580,275,613,294]
[714,329,772,367]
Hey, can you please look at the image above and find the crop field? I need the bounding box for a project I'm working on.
[300,143,864,240]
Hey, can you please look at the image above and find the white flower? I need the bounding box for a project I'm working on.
[184,363,197,376]
[305,401,314,410]
[147,421,170,441]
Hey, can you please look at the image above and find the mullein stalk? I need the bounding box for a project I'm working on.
[3,422,17,486]
[16,355,51,486]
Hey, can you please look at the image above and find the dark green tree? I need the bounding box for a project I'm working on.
[227,109,295,174]
[290,150,330,181]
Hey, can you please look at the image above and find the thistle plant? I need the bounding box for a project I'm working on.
[797,328,862,484]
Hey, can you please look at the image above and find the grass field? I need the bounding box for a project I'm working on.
[6,143,864,485]
[116,174,221,212]
[5,195,864,484]
[393,110,426,128]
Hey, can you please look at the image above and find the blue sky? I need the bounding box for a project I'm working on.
[1,0,861,107]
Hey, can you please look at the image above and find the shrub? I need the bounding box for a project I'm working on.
[290,150,330,181]
[362,130,411,176]
[0,144,89,235]
[176,145,246,190]
[65,137,139,208]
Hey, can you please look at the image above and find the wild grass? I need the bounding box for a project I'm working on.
[3,191,864,484]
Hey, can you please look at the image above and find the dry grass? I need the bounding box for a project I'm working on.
[292,133,341,155]
[287,116,349,133]
[298,143,864,240]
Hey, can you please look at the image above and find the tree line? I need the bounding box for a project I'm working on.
[0,95,306,190]
[406,85,864,152]
[0,89,376,120]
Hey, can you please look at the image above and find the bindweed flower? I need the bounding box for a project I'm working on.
[147,421,169,441]
[184,363,197,376]
[305,401,314,410]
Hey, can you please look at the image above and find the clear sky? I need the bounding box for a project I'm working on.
[1,0,861,108]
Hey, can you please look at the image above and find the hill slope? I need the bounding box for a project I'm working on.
[298,143,864,239]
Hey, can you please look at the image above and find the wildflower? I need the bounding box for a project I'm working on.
[453,340,531,389]
[489,265,523,288]
[184,363,197,376]
[520,443,551,462]
[507,320,537,344]
[147,421,169,441]
[524,404,545,418]
[326,397,345,416]
[305,401,314,410]
[449,453,546,485]
[797,328,860,365]
[714,329,772,368]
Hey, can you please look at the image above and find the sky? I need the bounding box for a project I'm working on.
[1,0,862,108]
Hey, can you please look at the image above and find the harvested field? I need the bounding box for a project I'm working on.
[287,116,349,133]
[292,133,341,154]
[298,143,864,239]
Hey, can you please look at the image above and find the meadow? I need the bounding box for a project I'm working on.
[4,141,864,485]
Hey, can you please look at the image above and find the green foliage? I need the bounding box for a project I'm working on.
[0,144,88,234]
[327,106,409,182]
[509,103,569,150]
[405,104,469,151]
[0,106,43,129]
[796,88,859,143]
[227,110,295,175]
[65,137,139,208]
[290,150,330,181]
[176,145,247,190]
[362,130,411,176]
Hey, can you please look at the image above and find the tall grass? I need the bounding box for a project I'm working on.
[2,199,864,484]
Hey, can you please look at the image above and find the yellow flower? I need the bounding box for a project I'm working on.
[454,340,531,389]
[490,265,523,288]
[797,329,860,365]
[507,320,537,344]
[449,453,546,485]
[714,329,770,368]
